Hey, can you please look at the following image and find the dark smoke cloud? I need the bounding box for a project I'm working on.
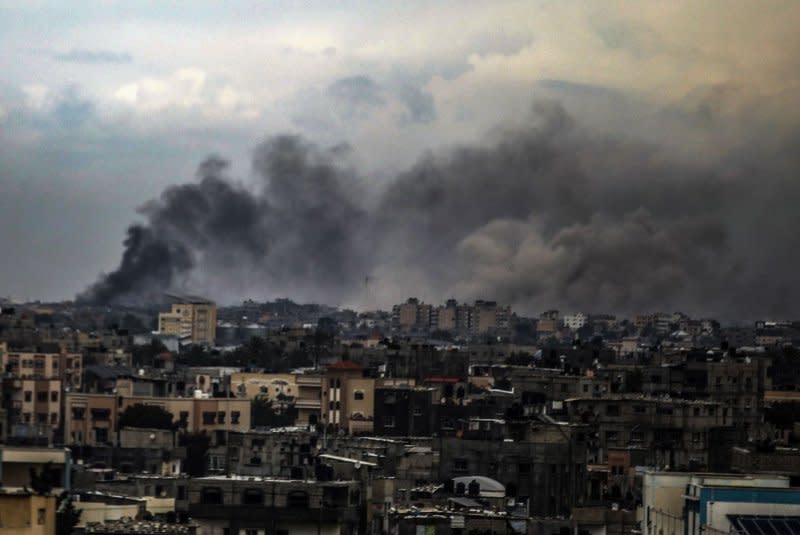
[80,100,800,318]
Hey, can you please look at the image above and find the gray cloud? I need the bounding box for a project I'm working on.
[53,87,94,128]
[397,85,436,123]
[326,75,384,117]
[52,49,133,64]
[78,98,800,318]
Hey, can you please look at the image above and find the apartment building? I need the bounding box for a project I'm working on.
[158,296,217,347]
[321,361,375,434]
[564,395,734,469]
[0,344,82,443]
[230,371,322,426]
[64,393,251,446]
[0,342,83,389]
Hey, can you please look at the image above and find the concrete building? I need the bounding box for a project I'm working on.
[0,446,71,491]
[565,395,733,468]
[641,472,791,535]
[158,296,217,347]
[0,491,56,535]
[685,474,800,535]
[438,419,588,517]
[0,343,83,389]
[564,313,587,331]
[0,344,83,444]
[321,361,369,433]
[64,393,251,447]
[184,475,362,535]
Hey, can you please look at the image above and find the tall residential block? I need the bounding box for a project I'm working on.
[158,295,217,347]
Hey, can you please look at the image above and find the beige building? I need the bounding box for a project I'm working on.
[230,372,322,426]
[0,343,82,389]
[0,446,71,492]
[0,492,56,535]
[0,344,82,442]
[322,361,375,434]
[64,393,251,446]
[1,378,62,441]
[436,305,456,331]
[158,297,217,347]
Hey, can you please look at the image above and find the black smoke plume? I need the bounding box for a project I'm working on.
[79,101,800,318]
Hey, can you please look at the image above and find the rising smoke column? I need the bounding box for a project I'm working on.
[80,101,800,318]
[78,136,366,305]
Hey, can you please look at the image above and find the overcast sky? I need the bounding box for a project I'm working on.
[1,1,799,314]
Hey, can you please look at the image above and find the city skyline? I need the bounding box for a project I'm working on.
[2,2,799,317]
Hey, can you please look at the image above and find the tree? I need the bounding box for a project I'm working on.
[131,338,168,367]
[118,404,175,430]
[56,494,82,535]
[252,398,298,428]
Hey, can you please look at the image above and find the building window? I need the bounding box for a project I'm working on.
[37,508,46,525]
[91,408,110,421]
[354,390,365,401]
[177,486,186,500]
[51,412,58,424]
[37,391,48,402]
[202,412,216,425]
[217,411,226,424]
[384,415,395,428]
[518,463,531,474]
[95,427,108,444]
[24,391,32,402]
[231,411,240,425]
[51,391,58,402]
[606,405,620,416]
[72,407,85,420]
[201,487,223,504]
[605,430,619,445]
[287,491,310,508]
[241,489,264,505]
[454,458,468,472]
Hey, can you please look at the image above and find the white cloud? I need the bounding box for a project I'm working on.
[23,84,53,111]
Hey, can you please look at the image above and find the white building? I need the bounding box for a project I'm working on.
[563,313,587,331]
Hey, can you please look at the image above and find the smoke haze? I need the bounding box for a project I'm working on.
[78,99,800,318]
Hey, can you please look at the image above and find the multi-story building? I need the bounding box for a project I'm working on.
[0,343,82,389]
[184,475,362,535]
[321,361,374,434]
[641,472,797,535]
[0,491,56,535]
[564,395,734,469]
[230,372,323,427]
[471,300,510,335]
[64,393,251,447]
[438,418,588,517]
[158,296,217,347]
[564,313,587,331]
[0,344,82,443]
